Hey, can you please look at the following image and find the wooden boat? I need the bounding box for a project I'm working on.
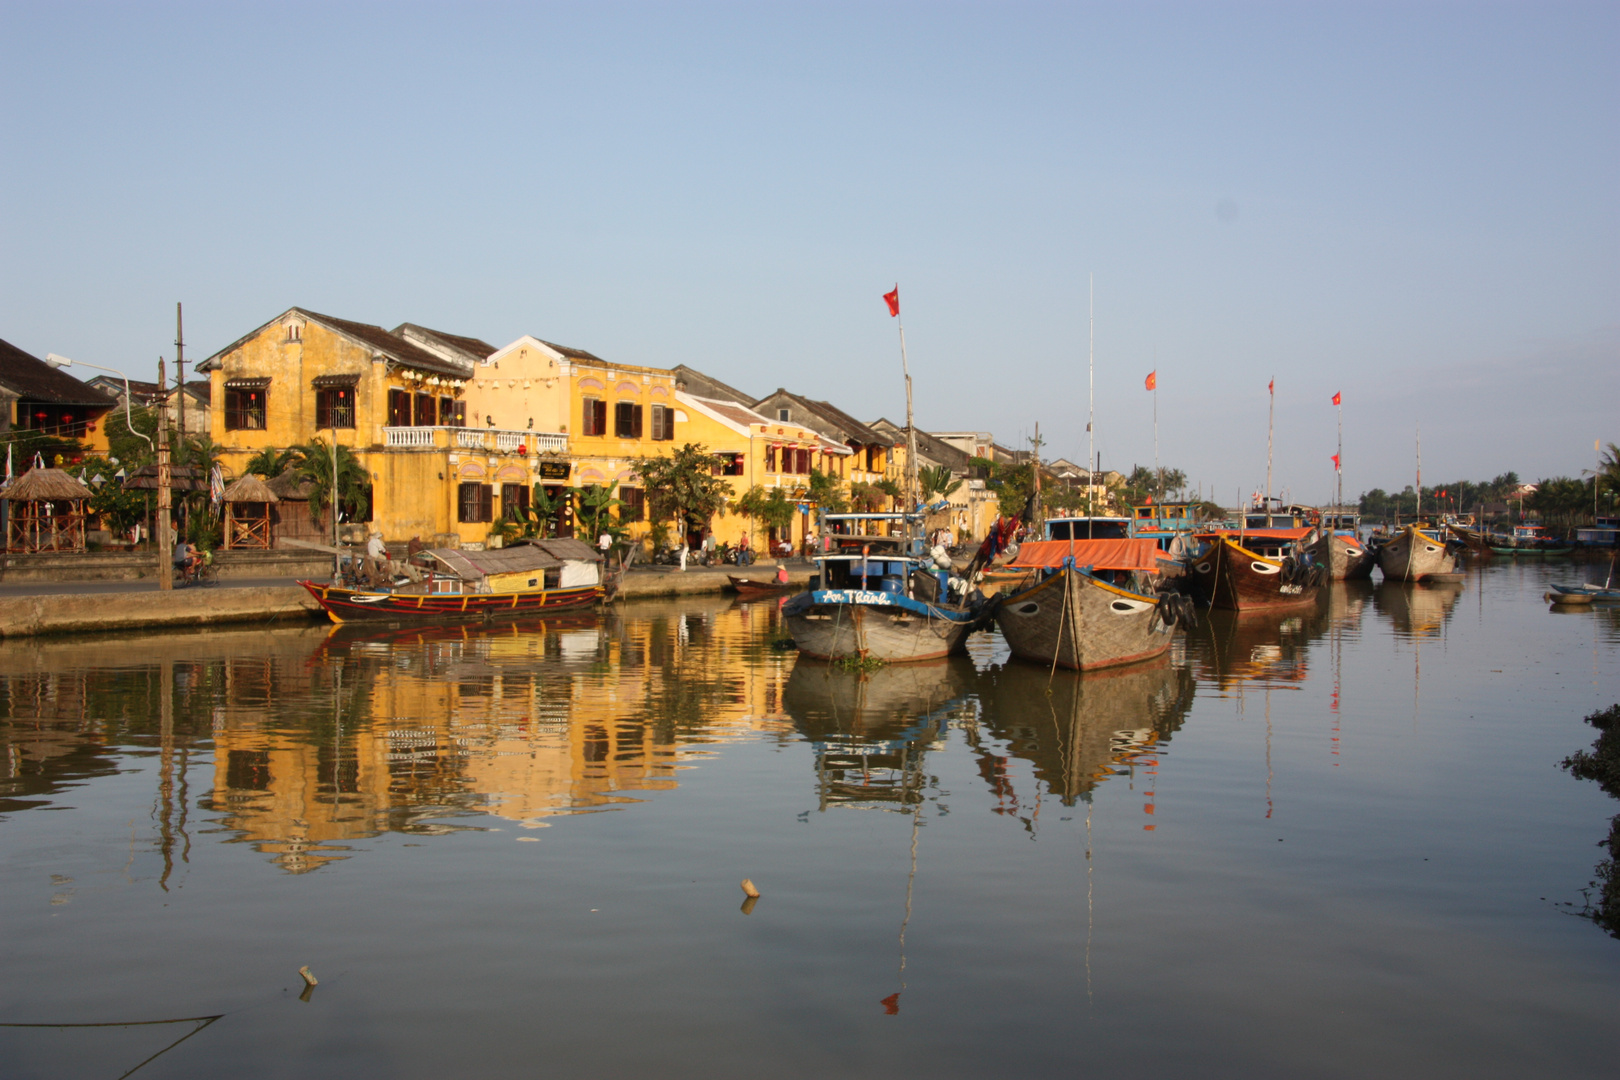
[1311,529,1376,580]
[1488,524,1573,556]
[726,574,792,597]
[783,516,988,663]
[1377,524,1458,581]
[1549,583,1620,601]
[299,538,607,623]
[991,538,1188,670]
[1186,528,1324,610]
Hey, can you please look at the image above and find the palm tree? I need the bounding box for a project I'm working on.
[244,446,299,479]
[291,438,371,527]
[918,464,963,505]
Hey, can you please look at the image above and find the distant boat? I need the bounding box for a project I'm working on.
[1376,524,1461,582]
[1187,527,1325,610]
[991,537,1190,671]
[1549,583,1620,601]
[1489,523,1573,556]
[1312,528,1375,580]
[726,574,792,597]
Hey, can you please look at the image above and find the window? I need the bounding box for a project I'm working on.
[717,453,744,477]
[224,384,268,430]
[501,483,530,523]
[458,482,493,523]
[388,388,412,427]
[414,393,436,426]
[777,408,790,421]
[620,486,645,523]
[315,387,355,429]
[582,396,607,436]
[649,403,674,441]
[615,401,643,438]
[795,449,811,474]
[765,445,776,473]
[286,323,302,343]
[439,397,464,426]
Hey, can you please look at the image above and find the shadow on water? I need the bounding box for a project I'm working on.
[1561,703,1620,937]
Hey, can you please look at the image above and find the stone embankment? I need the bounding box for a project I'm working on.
[0,563,814,639]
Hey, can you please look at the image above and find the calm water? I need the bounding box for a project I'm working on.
[2,561,1618,1078]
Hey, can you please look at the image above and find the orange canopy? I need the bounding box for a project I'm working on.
[1199,527,1315,541]
[1009,538,1163,572]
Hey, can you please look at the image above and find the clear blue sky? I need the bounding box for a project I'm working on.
[3,1,1615,502]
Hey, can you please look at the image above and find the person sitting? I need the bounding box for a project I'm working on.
[775,563,789,585]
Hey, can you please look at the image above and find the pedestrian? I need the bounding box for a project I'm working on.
[702,528,715,566]
[678,540,688,572]
[598,528,612,564]
[738,534,752,566]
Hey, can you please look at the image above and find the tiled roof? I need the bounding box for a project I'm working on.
[391,323,498,362]
[537,339,604,363]
[0,338,117,406]
[300,310,469,377]
[671,364,754,405]
[757,390,891,447]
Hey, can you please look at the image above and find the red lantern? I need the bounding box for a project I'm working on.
[517,444,527,455]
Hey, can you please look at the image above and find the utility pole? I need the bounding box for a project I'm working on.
[157,357,172,591]
[175,303,187,541]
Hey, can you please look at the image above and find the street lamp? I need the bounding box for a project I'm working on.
[46,353,168,589]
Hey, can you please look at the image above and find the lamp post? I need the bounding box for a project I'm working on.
[44,354,166,588]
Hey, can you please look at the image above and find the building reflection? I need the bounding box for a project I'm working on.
[0,603,797,874]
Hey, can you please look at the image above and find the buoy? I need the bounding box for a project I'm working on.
[740,879,760,899]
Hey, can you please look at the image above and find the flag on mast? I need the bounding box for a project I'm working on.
[883,286,899,317]
[1332,453,1341,470]
[1268,378,1275,395]
[1144,370,1156,391]
[1332,391,1341,406]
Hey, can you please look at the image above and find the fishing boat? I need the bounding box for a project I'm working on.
[1311,526,1375,580]
[782,518,988,662]
[1377,524,1459,582]
[991,537,1191,670]
[1574,515,1620,548]
[1186,527,1324,610]
[1488,523,1574,556]
[1548,584,1620,602]
[299,538,608,623]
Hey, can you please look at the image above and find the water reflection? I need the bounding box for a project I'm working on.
[1189,602,1332,691]
[1373,579,1465,639]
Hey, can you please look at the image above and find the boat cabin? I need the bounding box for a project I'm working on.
[1045,517,1132,541]
[408,538,603,595]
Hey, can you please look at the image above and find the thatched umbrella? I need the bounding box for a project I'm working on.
[221,474,279,550]
[2,467,93,553]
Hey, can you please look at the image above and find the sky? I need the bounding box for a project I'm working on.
[2,1,1615,504]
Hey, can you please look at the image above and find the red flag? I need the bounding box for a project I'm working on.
[1332,391,1341,406]
[1268,378,1275,395]
[883,286,899,317]
[1332,453,1341,470]
[1144,370,1156,391]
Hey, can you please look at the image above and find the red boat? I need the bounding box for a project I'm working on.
[726,574,793,597]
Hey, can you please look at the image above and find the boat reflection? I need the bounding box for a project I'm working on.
[973,658,1196,809]
[1187,602,1331,691]
[783,659,976,810]
[1373,578,1464,639]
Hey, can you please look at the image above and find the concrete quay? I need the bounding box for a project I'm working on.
[0,562,813,639]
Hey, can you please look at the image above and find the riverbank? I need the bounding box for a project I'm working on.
[0,563,814,639]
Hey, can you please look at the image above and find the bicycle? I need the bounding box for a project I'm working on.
[175,553,218,587]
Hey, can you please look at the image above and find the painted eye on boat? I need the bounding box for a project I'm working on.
[1195,563,1211,573]
[1015,603,1039,615]
[1110,601,1138,613]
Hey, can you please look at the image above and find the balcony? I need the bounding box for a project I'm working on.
[383,426,568,455]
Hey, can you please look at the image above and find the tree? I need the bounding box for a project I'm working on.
[291,438,371,527]
[575,482,623,544]
[918,464,962,505]
[632,443,730,537]
[875,477,904,511]
[806,468,847,514]
[71,456,146,536]
[525,483,568,538]
[733,485,796,537]
[244,446,299,479]
[103,403,158,467]
[848,481,888,513]
[1529,476,1594,530]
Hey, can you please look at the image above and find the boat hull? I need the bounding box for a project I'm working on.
[1313,532,1375,580]
[1378,526,1456,581]
[299,580,604,623]
[1188,536,1322,610]
[726,575,792,597]
[782,590,979,663]
[993,568,1174,671]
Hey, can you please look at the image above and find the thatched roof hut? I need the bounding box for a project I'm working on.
[221,474,280,503]
[1,466,92,502]
[265,470,314,500]
[3,467,92,553]
[221,473,279,550]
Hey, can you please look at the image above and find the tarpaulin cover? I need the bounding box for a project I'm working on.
[1008,538,1163,572]
[1199,527,1315,540]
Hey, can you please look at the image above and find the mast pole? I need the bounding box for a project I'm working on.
[156,356,172,592]
[1265,377,1275,520]
[1416,424,1422,523]
[1087,273,1094,524]
[1337,394,1343,515]
[899,308,918,548]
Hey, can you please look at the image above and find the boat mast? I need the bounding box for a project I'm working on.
[1265,376,1274,520]
[1415,424,1422,524]
[899,303,919,551]
[1087,273,1095,536]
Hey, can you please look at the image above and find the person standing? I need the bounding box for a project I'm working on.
[598,529,612,565]
[738,534,752,566]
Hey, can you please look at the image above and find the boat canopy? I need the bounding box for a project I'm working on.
[1008,538,1163,572]
[425,538,601,583]
[1200,527,1315,541]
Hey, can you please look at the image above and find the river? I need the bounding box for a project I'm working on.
[2,559,1617,1078]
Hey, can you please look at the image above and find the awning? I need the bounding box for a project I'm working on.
[1008,538,1163,572]
[225,377,272,390]
[311,373,361,388]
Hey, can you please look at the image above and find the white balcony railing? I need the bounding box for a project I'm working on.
[383,426,568,455]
